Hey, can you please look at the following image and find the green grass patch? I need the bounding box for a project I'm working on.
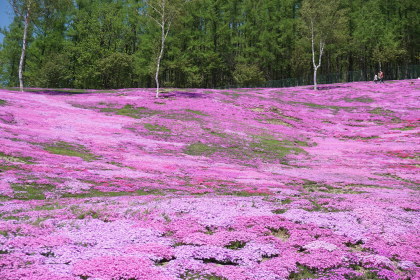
[302,180,363,194]
[272,209,287,214]
[303,103,336,109]
[220,190,268,197]
[249,138,306,159]
[31,216,51,226]
[0,151,34,164]
[203,128,228,138]
[32,203,63,211]
[62,190,133,198]
[185,135,309,163]
[225,240,246,250]
[107,161,136,170]
[269,108,302,121]
[184,142,219,156]
[11,183,55,200]
[341,135,380,141]
[92,104,158,119]
[345,241,372,253]
[0,99,7,106]
[375,173,417,184]
[76,210,100,220]
[210,130,228,138]
[294,102,350,112]
[185,109,208,116]
[62,188,164,198]
[347,266,382,280]
[289,265,318,279]
[162,112,203,122]
[269,227,290,241]
[369,107,395,115]
[181,271,227,280]
[2,215,23,221]
[346,183,392,189]
[281,198,292,204]
[392,126,416,131]
[158,88,177,93]
[7,137,23,142]
[0,164,21,171]
[302,180,334,192]
[144,123,171,132]
[115,104,153,118]
[220,91,241,98]
[203,226,215,235]
[344,97,374,103]
[44,141,98,161]
[303,199,343,212]
[264,119,293,126]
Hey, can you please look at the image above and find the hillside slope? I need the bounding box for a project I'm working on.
[0,80,419,280]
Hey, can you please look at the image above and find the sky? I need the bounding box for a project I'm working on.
[0,0,14,44]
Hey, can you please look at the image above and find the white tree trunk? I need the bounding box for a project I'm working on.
[19,6,30,92]
[310,20,324,91]
[155,21,165,98]
[147,0,176,98]
[151,0,172,99]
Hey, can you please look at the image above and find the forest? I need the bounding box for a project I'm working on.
[0,0,418,89]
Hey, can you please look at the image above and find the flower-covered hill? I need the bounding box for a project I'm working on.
[0,80,418,280]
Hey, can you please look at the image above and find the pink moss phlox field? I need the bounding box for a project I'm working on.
[0,80,419,279]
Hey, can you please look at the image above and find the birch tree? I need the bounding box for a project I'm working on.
[9,0,71,91]
[9,0,35,91]
[300,0,348,90]
[146,0,185,98]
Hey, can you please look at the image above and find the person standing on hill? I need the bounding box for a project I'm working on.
[379,71,384,83]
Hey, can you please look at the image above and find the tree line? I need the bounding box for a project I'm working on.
[0,0,418,90]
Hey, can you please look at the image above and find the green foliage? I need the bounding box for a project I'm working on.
[0,19,24,87]
[233,63,265,87]
[351,0,408,68]
[98,52,134,89]
[0,0,417,89]
[29,53,73,88]
[299,0,349,87]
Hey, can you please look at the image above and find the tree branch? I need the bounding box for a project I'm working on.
[311,19,316,69]
[318,40,325,67]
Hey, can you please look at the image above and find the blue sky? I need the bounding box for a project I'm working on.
[0,0,14,44]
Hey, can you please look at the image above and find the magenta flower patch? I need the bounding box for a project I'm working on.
[0,80,419,279]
